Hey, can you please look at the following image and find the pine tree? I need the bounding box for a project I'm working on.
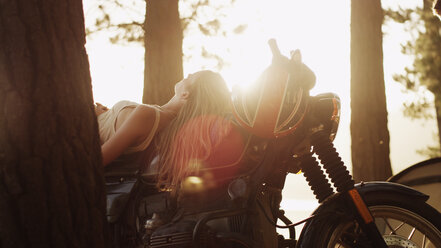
[0,0,107,246]
[385,0,441,157]
[351,0,392,182]
[85,0,244,104]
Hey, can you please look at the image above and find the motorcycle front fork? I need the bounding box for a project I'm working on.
[297,130,388,248]
[344,188,389,248]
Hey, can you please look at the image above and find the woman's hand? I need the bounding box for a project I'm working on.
[95,103,109,116]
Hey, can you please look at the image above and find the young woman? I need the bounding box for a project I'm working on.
[156,70,245,191]
[97,70,223,166]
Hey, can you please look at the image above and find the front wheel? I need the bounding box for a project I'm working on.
[304,192,441,247]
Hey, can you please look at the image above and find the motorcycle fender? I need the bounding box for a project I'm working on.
[296,181,429,247]
[355,181,429,202]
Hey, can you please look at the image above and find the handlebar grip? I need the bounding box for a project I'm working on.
[268,39,282,57]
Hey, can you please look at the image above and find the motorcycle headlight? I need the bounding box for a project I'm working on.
[311,93,341,141]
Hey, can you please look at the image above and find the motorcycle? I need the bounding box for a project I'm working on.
[104,41,441,248]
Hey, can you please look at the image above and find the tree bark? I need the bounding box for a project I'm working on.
[0,0,107,247]
[143,0,183,105]
[434,94,441,148]
[423,0,441,150]
[350,0,392,182]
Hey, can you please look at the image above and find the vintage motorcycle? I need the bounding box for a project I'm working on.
[104,40,441,248]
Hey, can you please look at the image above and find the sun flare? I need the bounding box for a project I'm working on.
[85,0,438,238]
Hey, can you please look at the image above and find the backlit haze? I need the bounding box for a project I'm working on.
[84,0,438,237]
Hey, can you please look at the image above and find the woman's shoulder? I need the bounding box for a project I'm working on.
[113,100,139,110]
[135,103,160,113]
[112,101,159,115]
[128,104,160,123]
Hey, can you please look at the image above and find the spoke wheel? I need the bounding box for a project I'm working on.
[298,190,441,248]
[327,205,441,248]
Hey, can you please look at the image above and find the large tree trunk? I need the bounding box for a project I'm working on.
[350,0,392,182]
[0,0,107,247]
[143,0,183,105]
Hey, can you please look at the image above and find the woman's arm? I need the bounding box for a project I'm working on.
[101,104,156,166]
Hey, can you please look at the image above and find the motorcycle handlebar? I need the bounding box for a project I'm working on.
[268,39,282,58]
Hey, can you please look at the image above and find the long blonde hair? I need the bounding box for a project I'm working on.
[156,70,232,190]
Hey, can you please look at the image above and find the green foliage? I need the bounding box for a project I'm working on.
[385,2,441,120]
[84,0,246,69]
[385,1,441,156]
[384,7,414,24]
[85,1,145,45]
[417,145,441,157]
[417,132,441,157]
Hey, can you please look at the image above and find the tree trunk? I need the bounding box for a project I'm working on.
[0,0,107,247]
[143,0,183,105]
[434,94,441,148]
[350,0,392,182]
[423,0,441,151]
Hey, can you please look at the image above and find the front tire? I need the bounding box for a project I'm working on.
[303,192,441,247]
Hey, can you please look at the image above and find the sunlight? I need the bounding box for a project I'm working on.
[85,0,438,173]
[86,38,144,107]
[201,0,353,125]
[84,1,439,237]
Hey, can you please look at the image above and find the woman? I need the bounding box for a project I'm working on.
[156,70,245,191]
[97,70,223,166]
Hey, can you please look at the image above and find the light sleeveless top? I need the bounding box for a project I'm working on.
[98,100,160,154]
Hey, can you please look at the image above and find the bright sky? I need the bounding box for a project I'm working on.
[84,0,439,237]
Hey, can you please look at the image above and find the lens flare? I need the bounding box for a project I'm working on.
[181,176,204,193]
